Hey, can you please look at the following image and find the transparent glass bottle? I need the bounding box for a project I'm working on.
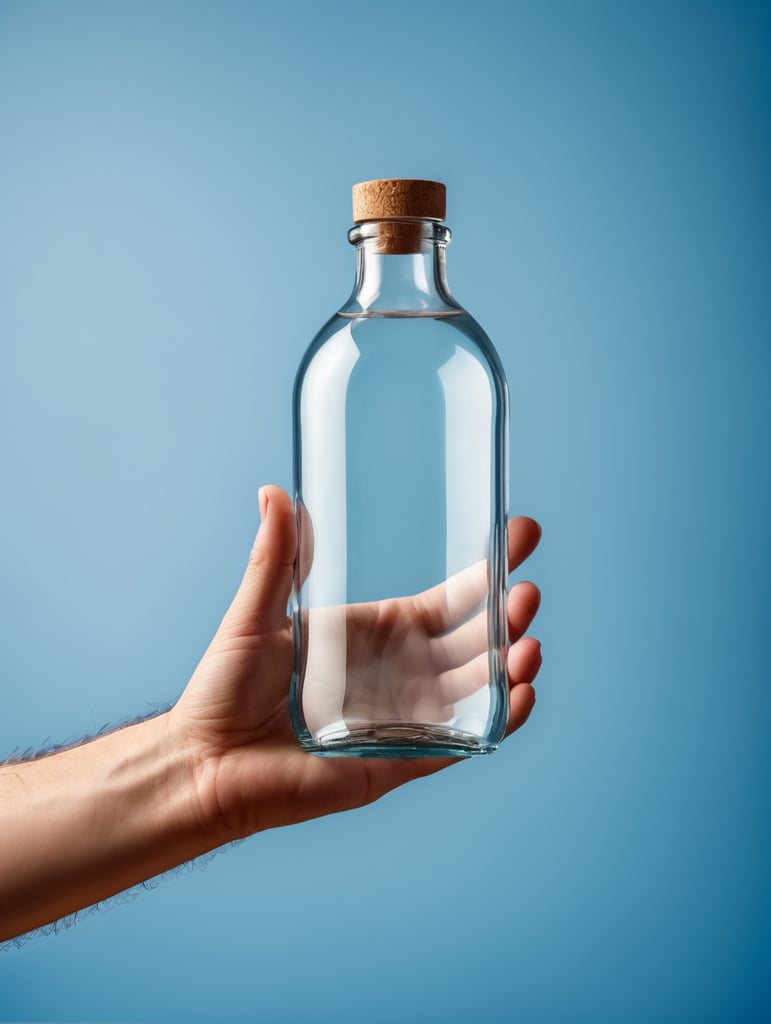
[291,179,509,758]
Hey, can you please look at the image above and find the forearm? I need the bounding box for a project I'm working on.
[0,713,209,941]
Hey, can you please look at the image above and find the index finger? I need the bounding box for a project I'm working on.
[413,516,542,637]
[507,517,541,574]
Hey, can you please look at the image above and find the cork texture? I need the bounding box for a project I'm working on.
[367,221,428,255]
[352,179,446,223]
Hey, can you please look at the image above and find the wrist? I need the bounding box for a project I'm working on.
[163,706,241,848]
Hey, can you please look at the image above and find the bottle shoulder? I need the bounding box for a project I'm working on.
[293,309,508,404]
[298,308,503,364]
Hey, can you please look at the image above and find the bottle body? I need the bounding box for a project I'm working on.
[290,212,509,757]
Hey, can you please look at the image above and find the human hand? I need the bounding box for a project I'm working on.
[171,486,541,845]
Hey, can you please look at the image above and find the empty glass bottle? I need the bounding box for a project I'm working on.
[290,179,509,757]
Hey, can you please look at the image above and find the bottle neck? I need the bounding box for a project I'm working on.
[339,219,461,317]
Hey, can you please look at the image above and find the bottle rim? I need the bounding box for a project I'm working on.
[348,219,451,249]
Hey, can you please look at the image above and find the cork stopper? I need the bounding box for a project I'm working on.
[351,179,446,254]
[352,179,446,223]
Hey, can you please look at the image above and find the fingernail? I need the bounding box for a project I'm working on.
[258,487,269,523]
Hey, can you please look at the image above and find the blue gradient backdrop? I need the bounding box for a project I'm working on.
[1,1,769,1021]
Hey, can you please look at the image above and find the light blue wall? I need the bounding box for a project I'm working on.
[1,1,769,1020]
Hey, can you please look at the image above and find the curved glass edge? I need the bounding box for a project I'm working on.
[288,671,509,760]
[288,698,502,759]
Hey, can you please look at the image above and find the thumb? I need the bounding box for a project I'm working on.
[218,485,297,638]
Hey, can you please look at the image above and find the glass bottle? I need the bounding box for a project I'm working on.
[290,179,509,757]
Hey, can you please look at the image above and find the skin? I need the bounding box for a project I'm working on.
[0,485,541,941]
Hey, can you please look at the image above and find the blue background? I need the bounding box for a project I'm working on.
[1,0,769,1020]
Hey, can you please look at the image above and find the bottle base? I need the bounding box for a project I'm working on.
[297,723,499,759]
